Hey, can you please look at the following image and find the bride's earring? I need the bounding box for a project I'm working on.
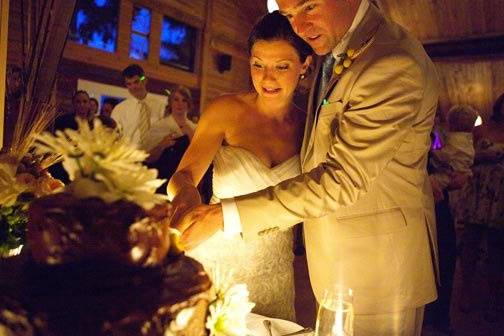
[300,74,306,80]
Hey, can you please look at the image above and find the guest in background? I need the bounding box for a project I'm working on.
[53,90,92,132]
[429,105,477,200]
[100,97,118,118]
[111,64,165,150]
[425,105,477,335]
[144,86,207,197]
[459,93,504,323]
[89,97,99,118]
[50,90,116,183]
[145,86,196,160]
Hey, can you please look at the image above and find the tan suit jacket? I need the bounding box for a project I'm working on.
[235,4,439,314]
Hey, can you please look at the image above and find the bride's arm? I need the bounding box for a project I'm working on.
[167,99,228,211]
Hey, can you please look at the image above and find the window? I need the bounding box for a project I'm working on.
[129,6,151,60]
[69,0,119,53]
[160,16,197,72]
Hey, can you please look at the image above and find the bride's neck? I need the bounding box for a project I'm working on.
[255,94,292,120]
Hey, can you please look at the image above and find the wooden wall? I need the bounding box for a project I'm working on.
[375,0,504,121]
[435,59,504,121]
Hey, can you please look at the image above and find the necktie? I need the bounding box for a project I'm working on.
[138,100,151,146]
[317,55,336,107]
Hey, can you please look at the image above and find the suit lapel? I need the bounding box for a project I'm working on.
[301,4,384,170]
[301,57,323,168]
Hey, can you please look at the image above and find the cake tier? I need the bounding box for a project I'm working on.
[0,254,211,335]
[27,193,172,267]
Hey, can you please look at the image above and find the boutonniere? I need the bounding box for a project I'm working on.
[333,48,359,75]
[333,34,376,77]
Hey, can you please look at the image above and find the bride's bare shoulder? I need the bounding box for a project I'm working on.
[202,93,251,118]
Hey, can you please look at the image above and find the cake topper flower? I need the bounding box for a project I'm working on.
[205,268,255,336]
[35,118,168,209]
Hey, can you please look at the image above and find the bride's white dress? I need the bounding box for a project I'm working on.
[187,146,299,321]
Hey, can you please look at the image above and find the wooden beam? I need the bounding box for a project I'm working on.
[424,34,504,60]
[0,0,9,150]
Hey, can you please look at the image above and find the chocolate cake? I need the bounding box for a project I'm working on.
[0,194,211,335]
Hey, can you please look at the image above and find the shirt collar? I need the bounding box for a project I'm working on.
[134,93,149,104]
[331,0,370,60]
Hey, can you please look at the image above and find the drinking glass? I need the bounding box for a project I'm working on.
[315,286,354,336]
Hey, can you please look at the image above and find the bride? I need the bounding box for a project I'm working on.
[167,11,312,321]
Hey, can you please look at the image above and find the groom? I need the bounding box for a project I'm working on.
[175,1,439,334]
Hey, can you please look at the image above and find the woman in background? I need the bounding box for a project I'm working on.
[89,97,99,118]
[145,86,201,194]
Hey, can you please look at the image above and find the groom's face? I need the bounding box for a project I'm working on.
[278,0,359,55]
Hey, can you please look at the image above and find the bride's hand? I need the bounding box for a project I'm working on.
[175,204,224,250]
[169,186,202,230]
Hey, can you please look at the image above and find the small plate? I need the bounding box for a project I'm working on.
[247,313,306,335]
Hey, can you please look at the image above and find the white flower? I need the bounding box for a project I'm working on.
[209,266,234,300]
[205,268,255,336]
[0,163,27,206]
[223,284,255,316]
[206,297,254,336]
[35,118,168,209]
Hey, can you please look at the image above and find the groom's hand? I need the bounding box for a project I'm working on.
[174,204,223,250]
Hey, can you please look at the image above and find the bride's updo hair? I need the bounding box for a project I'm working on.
[247,11,313,63]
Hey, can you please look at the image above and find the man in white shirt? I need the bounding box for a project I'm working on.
[111,64,166,150]
[173,1,439,334]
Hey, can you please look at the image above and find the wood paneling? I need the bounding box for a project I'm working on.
[374,0,504,121]
[0,0,9,148]
[377,0,504,42]
[157,0,207,21]
[61,0,200,89]
[436,60,504,121]
[199,0,266,108]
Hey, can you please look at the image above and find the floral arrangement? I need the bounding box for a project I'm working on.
[0,101,63,255]
[0,155,64,256]
[167,268,255,336]
[35,118,168,209]
[0,193,29,256]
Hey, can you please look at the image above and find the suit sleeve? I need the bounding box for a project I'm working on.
[234,53,428,239]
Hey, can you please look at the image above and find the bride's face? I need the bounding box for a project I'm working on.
[250,39,310,102]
